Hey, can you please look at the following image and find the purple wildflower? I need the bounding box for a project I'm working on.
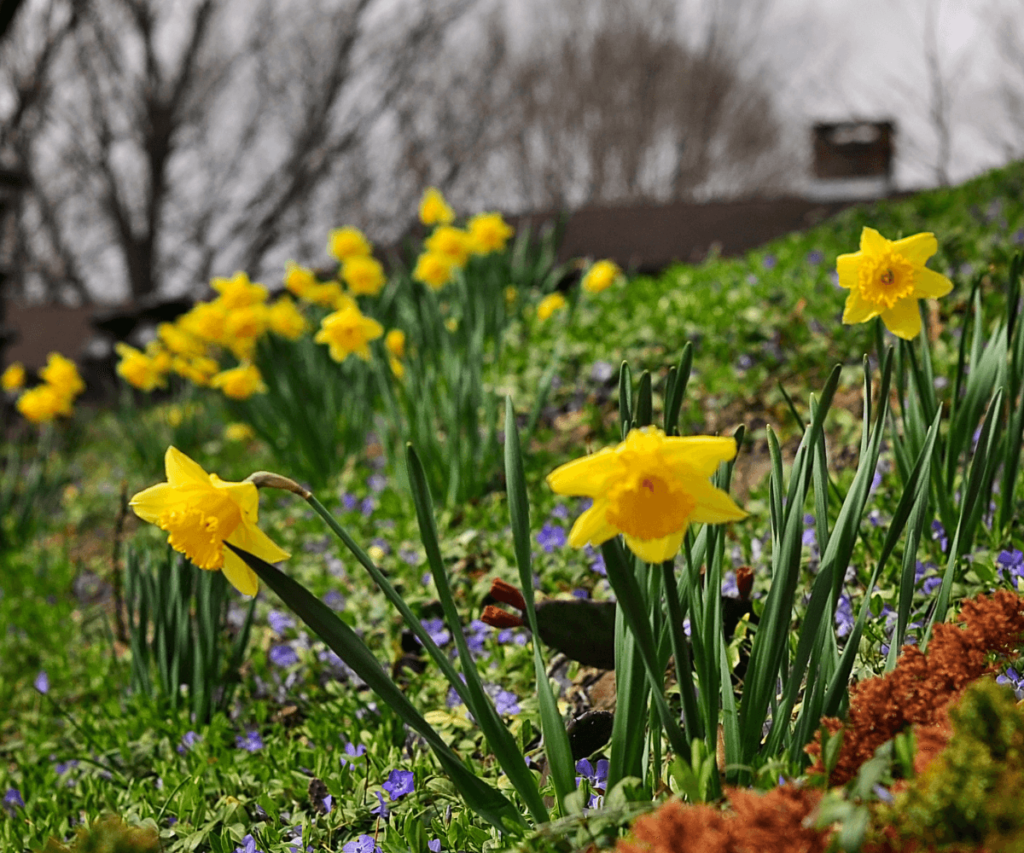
[835,593,855,638]
[762,254,777,270]
[235,731,264,752]
[997,549,1024,585]
[267,610,294,635]
[807,249,824,265]
[368,473,387,493]
[324,590,345,611]
[268,644,299,668]
[493,688,520,716]
[996,667,1024,700]
[536,522,567,553]
[399,547,422,567]
[3,788,24,814]
[370,790,389,820]
[590,361,615,383]
[339,741,366,767]
[342,493,359,512]
[421,618,451,647]
[361,497,376,517]
[342,836,380,853]
[34,670,49,694]
[428,840,442,853]
[177,731,201,754]
[550,504,570,520]
[234,834,263,853]
[383,769,415,801]
[931,520,948,552]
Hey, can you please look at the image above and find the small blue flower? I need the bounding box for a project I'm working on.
[383,769,415,801]
[342,835,380,853]
[399,547,422,567]
[234,834,264,853]
[492,688,519,716]
[361,497,377,517]
[806,249,824,266]
[34,670,49,694]
[370,790,389,820]
[550,504,570,520]
[235,730,264,752]
[368,473,387,493]
[997,666,1024,700]
[428,840,442,853]
[339,740,366,767]
[921,576,942,595]
[536,522,567,553]
[177,731,201,754]
[324,590,345,611]
[931,520,948,552]
[421,618,451,647]
[268,644,299,668]
[762,254,777,270]
[267,610,295,635]
[3,788,25,814]
[342,493,359,512]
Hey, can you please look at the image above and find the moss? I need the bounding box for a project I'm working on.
[880,678,1024,851]
[37,815,161,853]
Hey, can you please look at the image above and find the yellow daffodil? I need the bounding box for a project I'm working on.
[328,226,373,262]
[419,187,455,226]
[284,261,319,300]
[385,329,406,359]
[39,352,85,400]
[158,322,207,358]
[16,384,70,423]
[425,226,472,268]
[314,304,384,362]
[341,255,386,297]
[536,292,567,321]
[224,303,269,345]
[172,354,220,386]
[413,252,455,290]
[224,422,256,443]
[130,447,289,596]
[837,227,953,340]
[145,342,173,374]
[504,286,518,306]
[179,301,229,346]
[389,356,405,380]
[211,271,268,309]
[1,362,26,392]
[467,212,514,254]
[547,426,746,564]
[267,297,308,340]
[116,343,167,392]
[210,363,267,400]
[582,259,622,294]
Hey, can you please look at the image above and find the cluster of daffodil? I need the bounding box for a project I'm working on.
[126,222,978,829]
[3,353,86,425]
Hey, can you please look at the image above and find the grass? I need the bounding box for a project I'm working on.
[3,162,1024,852]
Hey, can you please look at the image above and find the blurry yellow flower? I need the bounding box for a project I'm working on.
[536,292,567,321]
[1,362,26,392]
[445,317,458,333]
[145,342,173,374]
[40,352,85,399]
[504,286,518,306]
[314,304,384,362]
[467,212,514,254]
[837,227,953,340]
[224,422,256,443]
[367,544,386,563]
[16,384,70,423]
[210,363,267,400]
[303,281,350,309]
[341,255,386,297]
[425,226,472,268]
[385,329,406,359]
[582,259,622,294]
[328,226,373,261]
[547,426,746,564]
[413,252,455,290]
[172,354,220,386]
[267,297,308,340]
[419,187,455,226]
[159,322,207,358]
[165,404,184,428]
[224,303,270,353]
[116,343,167,392]
[284,261,319,300]
[389,356,405,380]
[179,301,229,345]
[130,447,289,596]
[211,271,268,309]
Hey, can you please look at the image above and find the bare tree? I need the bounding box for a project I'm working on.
[3,0,478,304]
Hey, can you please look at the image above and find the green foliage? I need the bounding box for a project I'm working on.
[878,678,1024,850]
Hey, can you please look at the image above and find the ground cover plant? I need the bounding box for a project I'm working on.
[3,165,1024,853]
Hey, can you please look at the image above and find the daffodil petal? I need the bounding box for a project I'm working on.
[860,227,888,255]
[165,446,213,488]
[129,482,182,523]
[567,501,618,548]
[623,530,684,564]
[221,548,260,596]
[913,266,953,299]
[546,448,616,496]
[215,477,260,520]
[228,520,290,566]
[881,298,922,340]
[836,253,860,290]
[842,289,880,325]
[661,436,736,477]
[687,479,748,524]
[892,232,937,266]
